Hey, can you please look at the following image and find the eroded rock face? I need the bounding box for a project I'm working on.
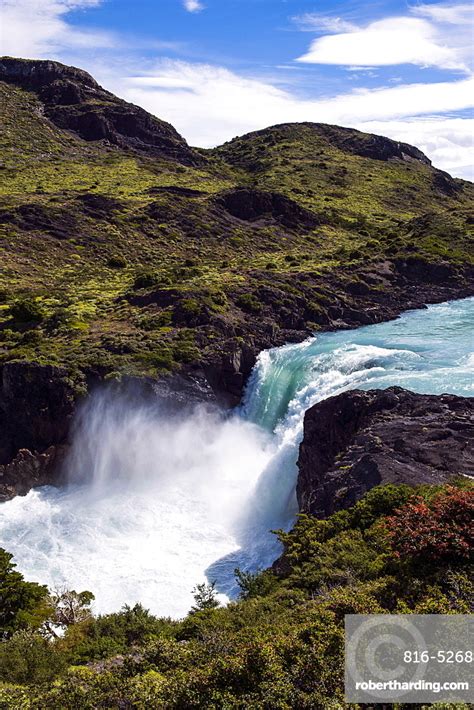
[297,387,474,517]
[0,57,202,165]
[310,123,432,164]
[0,362,78,464]
[216,188,323,230]
[0,446,67,502]
[0,58,99,91]
[0,362,79,500]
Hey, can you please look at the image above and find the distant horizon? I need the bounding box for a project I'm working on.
[0,1,472,179]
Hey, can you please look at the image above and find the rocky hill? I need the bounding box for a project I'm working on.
[0,57,473,484]
[0,57,202,165]
[297,387,474,517]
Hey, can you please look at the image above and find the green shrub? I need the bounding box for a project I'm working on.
[0,683,31,710]
[0,549,49,637]
[10,298,45,323]
[20,329,44,345]
[37,667,125,710]
[126,670,166,709]
[0,631,66,685]
[66,604,178,663]
[234,568,278,599]
[133,270,158,290]
[191,582,220,612]
[236,293,262,314]
[107,255,127,269]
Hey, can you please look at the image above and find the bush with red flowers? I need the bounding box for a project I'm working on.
[384,486,473,565]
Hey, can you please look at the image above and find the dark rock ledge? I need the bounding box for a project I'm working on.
[297,386,474,518]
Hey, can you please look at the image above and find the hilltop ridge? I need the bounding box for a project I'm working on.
[0,58,432,168]
[214,120,432,167]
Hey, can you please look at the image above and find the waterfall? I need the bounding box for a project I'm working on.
[0,297,472,617]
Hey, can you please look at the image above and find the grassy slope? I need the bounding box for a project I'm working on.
[1,77,473,387]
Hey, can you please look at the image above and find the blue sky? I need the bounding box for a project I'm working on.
[1,1,473,177]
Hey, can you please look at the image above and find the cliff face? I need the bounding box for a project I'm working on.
[0,362,78,500]
[297,387,474,517]
[0,362,77,463]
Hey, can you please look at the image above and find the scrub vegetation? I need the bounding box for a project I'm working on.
[0,481,472,708]
[1,67,473,386]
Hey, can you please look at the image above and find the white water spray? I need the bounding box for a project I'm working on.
[0,297,472,617]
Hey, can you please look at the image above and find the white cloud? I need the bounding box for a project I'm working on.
[96,59,473,177]
[412,2,473,25]
[293,13,358,33]
[296,4,472,72]
[183,0,204,13]
[0,0,116,58]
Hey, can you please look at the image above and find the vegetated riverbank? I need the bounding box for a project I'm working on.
[1,56,473,499]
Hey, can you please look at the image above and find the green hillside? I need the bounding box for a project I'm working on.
[0,58,472,399]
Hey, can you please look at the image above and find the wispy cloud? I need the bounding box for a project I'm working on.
[296,3,473,73]
[412,2,472,25]
[0,0,117,58]
[183,0,204,13]
[293,13,358,33]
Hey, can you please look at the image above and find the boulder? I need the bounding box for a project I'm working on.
[297,387,474,517]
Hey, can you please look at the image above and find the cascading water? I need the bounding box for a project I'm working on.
[0,297,472,617]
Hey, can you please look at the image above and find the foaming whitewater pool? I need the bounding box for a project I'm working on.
[0,298,473,617]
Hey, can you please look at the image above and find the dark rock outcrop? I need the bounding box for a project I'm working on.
[0,57,202,165]
[0,362,78,463]
[0,362,79,500]
[0,203,78,239]
[215,188,323,230]
[75,193,123,218]
[310,123,431,164]
[203,343,257,407]
[297,387,473,517]
[0,446,67,502]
